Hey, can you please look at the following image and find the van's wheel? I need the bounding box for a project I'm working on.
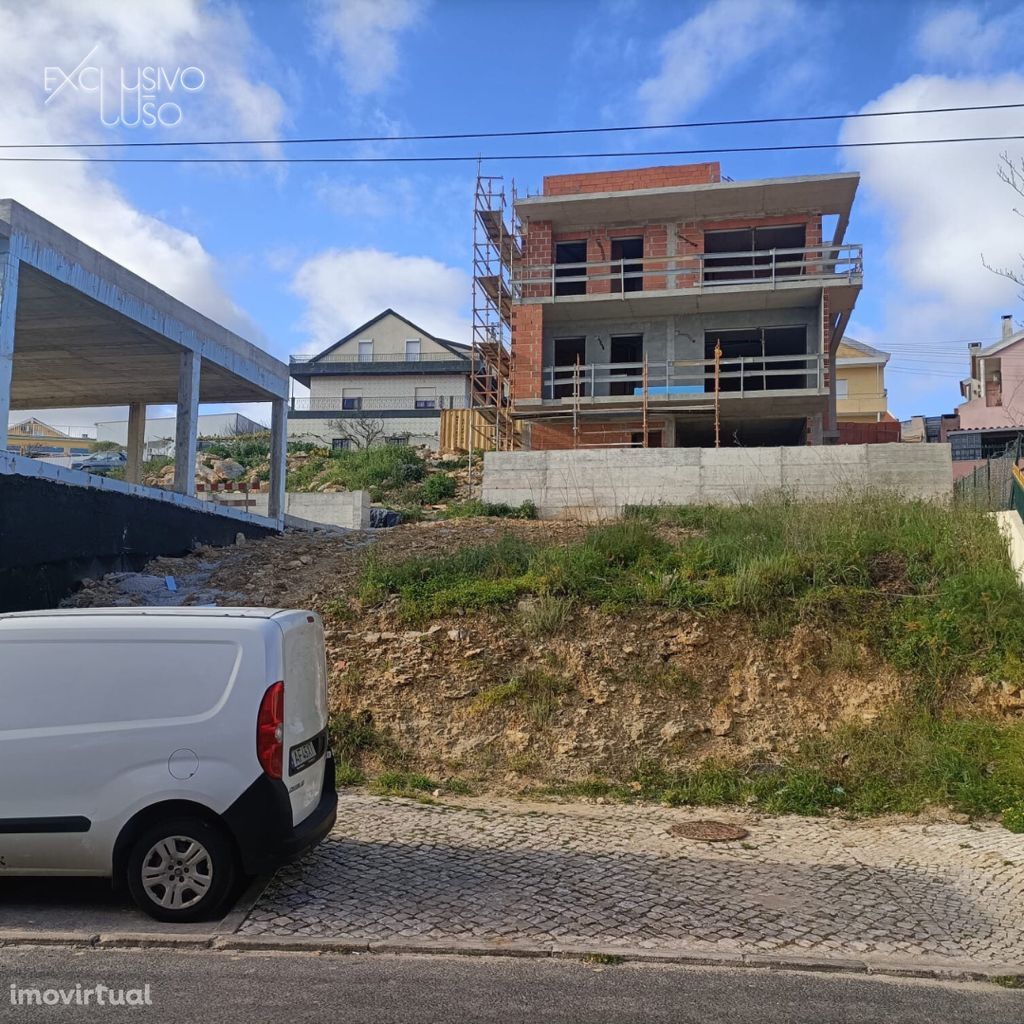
[126,817,237,923]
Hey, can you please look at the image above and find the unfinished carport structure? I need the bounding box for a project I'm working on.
[0,199,288,521]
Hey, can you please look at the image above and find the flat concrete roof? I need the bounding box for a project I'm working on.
[0,200,288,409]
[530,279,861,323]
[515,173,860,232]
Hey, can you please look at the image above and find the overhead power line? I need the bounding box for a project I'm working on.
[3,101,1022,150]
[2,134,1024,164]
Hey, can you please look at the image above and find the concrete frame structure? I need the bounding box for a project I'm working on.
[0,199,289,526]
[509,164,862,450]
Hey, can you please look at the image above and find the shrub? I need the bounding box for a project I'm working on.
[202,433,271,469]
[419,472,457,504]
[441,499,537,520]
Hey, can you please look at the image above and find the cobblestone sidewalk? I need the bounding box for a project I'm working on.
[241,795,1024,969]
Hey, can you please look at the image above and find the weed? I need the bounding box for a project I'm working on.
[329,710,409,770]
[632,661,701,698]
[369,771,470,799]
[441,499,537,520]
[582,953,625,965]
[471,667,571,727]
[516,595,576,637]
[991,975,1024,989]
[1002,801,1024,834]
[335,760,365,787]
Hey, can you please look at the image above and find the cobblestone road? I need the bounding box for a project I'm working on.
[241,795,1024,968]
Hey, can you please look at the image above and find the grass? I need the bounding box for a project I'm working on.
[358,495,1024,695]
[540,710,1024,819]
[472,667,571,727]
[440,499,537,520]
[370,771,472,800]
[287,444,426,497]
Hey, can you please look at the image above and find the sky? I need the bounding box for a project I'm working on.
[4,0,1024,432]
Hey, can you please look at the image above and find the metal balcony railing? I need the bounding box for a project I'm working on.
[514,244,862,298]
[541,353,825,401]
[289,395,468,412]
[289,351,470,365]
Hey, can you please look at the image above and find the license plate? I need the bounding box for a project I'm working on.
[289,740,318,774]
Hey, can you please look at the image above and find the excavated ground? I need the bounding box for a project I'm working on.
[64,518,1016,791]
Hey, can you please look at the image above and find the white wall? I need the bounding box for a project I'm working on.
[482,444,954,519]
[308,373,468,402]
[245,489,371,529]
[288,416,441,449]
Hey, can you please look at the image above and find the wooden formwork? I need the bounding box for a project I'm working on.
[439,409,521,453]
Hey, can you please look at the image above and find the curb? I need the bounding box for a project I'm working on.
[0,930,1020,984]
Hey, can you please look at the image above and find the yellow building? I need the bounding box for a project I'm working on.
[6,417,99,456]
[834,337,890,423]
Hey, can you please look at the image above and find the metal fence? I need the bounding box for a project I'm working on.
[954,439,1024,510]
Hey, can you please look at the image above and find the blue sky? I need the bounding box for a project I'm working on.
[5,0,1024,430]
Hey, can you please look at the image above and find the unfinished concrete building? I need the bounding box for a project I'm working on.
[509,163,862,448]
[0,199,290,609]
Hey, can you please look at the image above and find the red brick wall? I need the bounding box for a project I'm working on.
[511,304,543,400]
[543,163,721,196]
[529,419,665,450]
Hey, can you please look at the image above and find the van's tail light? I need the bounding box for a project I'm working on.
[257,681,285,779]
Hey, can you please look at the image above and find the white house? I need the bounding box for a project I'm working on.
[287,309,472,449]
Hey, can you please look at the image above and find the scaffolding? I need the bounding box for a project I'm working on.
[470,167,519,453]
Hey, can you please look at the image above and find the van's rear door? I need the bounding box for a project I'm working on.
[274,611,330,825]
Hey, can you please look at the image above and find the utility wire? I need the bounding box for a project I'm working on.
[2,134,1023,164]
[3,101,1022,150]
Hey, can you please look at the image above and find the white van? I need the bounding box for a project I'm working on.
[0,607,337,922]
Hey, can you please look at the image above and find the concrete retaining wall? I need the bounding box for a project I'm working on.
[247,490,371,529]
[0,470,275,612]
[482,444,954,519]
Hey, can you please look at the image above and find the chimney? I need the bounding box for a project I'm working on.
[1002,314,1013,339]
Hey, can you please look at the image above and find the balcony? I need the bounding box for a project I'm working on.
[289,394,468,417]
[531,353,825,410]
[289,350,472,386]
[512,244,862,320]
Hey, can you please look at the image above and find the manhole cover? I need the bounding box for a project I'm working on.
[668,821,749,842]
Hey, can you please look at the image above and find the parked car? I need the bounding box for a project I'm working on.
[0,607,337,922]
[70,450,128,474]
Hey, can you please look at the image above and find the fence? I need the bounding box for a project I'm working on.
[954,439,1024,510]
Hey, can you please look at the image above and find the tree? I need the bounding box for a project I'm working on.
[983,152,1024,303]
[292,413,387,450]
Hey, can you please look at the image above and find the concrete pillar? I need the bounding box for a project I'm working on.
[126,402,146,484]
[0,240,19,447]
[173,350,200,496]
[268,397,287,523]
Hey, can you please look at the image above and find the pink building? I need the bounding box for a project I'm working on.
[950,315,1024,480]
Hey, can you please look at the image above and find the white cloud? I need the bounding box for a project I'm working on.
[313,0,425,96]
[314,176,416,218]
[840,74,1024,416]
[636,0,802,121]
[0,0,287,335]
[290,248,470,350]
[914,4,1023,69]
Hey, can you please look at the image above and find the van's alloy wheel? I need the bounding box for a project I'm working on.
[140,836,213,909]
[126,816,237,922]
